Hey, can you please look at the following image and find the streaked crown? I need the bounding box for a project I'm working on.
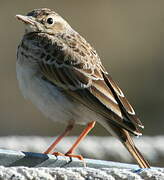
[16,8,73,34]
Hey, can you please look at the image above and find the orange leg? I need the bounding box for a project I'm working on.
[44,123,74,154]
[65,121,96,160]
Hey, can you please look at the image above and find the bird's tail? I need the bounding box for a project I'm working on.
[101,121,150,168]
[122,130,150,168]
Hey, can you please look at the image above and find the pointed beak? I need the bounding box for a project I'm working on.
[16,15,35,25]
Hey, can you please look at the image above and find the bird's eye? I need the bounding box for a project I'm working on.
[46,17,54,25]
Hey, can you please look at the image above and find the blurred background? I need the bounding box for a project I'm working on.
[0,0,164,166]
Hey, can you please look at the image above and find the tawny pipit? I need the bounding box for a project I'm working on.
[16,8,150,168]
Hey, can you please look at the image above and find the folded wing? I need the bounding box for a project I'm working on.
[39,34,143,135]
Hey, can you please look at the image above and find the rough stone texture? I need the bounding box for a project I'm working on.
[0,166,164,180]
[0,136,163,179]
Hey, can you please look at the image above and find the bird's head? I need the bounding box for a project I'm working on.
[16,8,73,35]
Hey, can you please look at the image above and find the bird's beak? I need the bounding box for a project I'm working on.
[16,15,35,25]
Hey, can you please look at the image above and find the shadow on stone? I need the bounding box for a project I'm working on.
[9,152,49,167]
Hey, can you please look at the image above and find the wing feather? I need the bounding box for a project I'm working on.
[103,74,144,128]
[38,33,142,135]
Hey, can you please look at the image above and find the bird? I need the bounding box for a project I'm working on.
[16,8,150,168]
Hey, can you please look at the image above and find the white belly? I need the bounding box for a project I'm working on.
[16,62,101,125]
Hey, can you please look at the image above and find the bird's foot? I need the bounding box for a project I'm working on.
[51,152,86,167]
[52,151,65,157]
[65,153,84,160]
[51,151,83,161]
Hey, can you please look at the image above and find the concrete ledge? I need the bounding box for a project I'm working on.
[0,149,163,179]
[0,166,164,180]
[0,149,138,169]
[0,135,163,166]
[0,136,164,179]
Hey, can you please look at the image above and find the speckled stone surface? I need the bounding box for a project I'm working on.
[0,148,163,180]
[0,166,164,180]
[0,136,163,179]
